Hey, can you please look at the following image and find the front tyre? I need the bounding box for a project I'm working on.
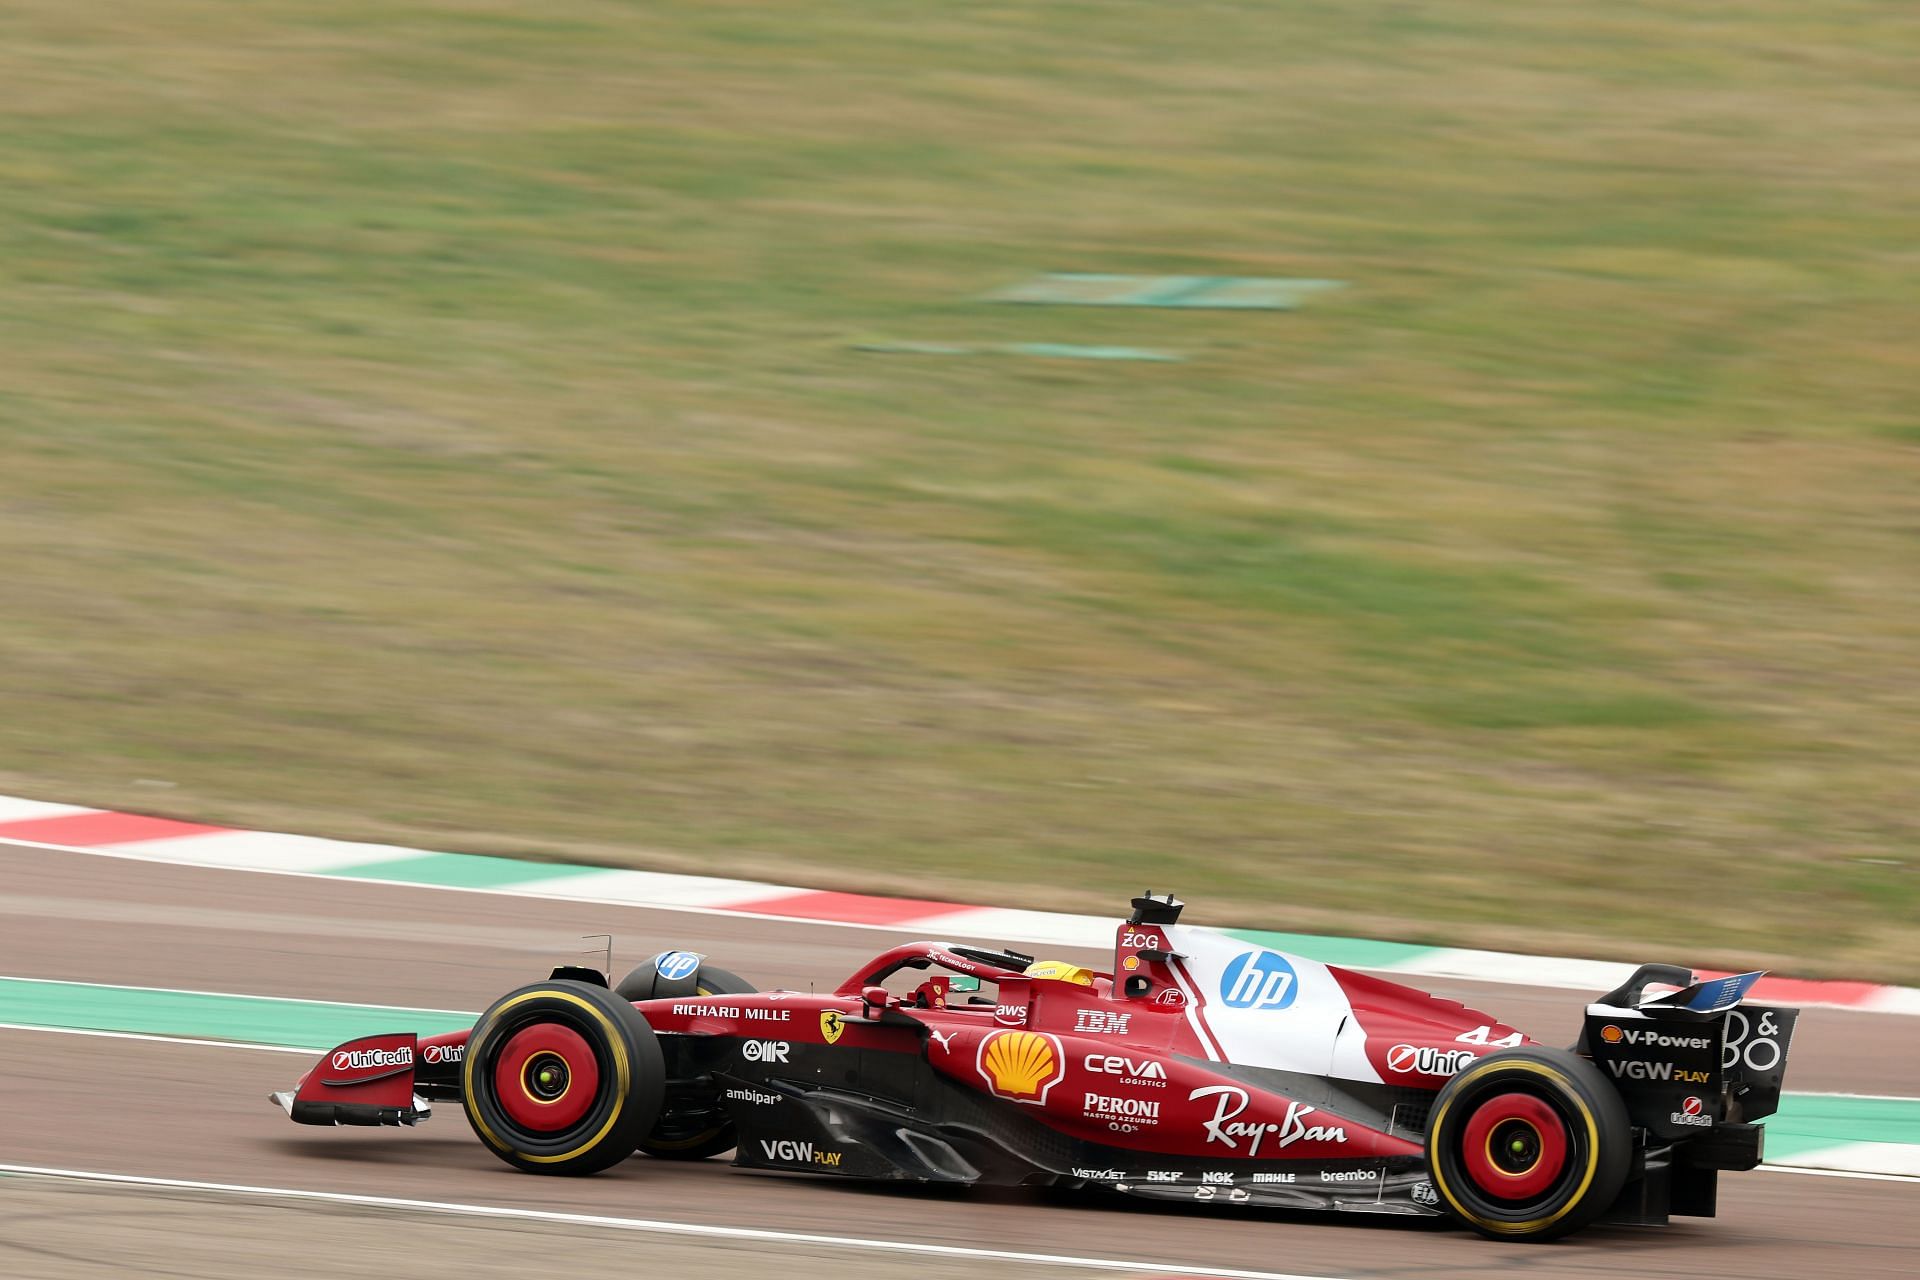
[462,980,665,1175]
[1425,1046,1630,1241]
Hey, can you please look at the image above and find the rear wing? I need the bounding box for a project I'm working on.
[1580,964,1798,1141]
[1594,963,1766,1016]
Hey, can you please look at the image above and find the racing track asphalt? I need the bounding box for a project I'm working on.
[2,838,1916,1279]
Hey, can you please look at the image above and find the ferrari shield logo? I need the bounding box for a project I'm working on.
[820,1009,846,1044]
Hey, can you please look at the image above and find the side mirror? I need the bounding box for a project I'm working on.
[860,985,890,1018]
[945,975,982,994]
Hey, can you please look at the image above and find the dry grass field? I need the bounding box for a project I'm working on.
[2,1,1915,978]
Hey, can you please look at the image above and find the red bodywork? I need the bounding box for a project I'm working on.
[284,919,1527,1170]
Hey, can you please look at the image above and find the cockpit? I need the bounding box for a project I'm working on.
[838,942,1109,1013]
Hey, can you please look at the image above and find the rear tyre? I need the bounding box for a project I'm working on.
[1425,1046,1630,1241]
[461,980,665,1175]
[615,957,756,1160]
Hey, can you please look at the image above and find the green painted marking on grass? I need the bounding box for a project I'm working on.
[1004,343,1183,362]
[988,273,1346,309]
[851,340,974,355]
[0,978,471,1049]
[328,851,608,889]
[1201,277,1348,309]
[1218,926,1441,970]
[1129,275,1231,306]
[852,340,1182,362]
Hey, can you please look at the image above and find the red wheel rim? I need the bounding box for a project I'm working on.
[1459,1092,1568,1201]
[494,1023,600,1132]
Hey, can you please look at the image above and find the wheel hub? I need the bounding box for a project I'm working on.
[492,1021,600,1132]
[524,1053,571,1102]
[1459,1091,1570,1202]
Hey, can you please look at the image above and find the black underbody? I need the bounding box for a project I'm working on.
[669,1029,1758,1224]
[686,1030,1440,1215]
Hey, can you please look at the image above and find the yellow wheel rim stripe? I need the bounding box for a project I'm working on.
[463,988,632,1165]
[1429,1060,1601,1236]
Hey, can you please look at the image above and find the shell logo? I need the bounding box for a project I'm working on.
[977,1030,1065,1105]
[1600,1025,1623,1044]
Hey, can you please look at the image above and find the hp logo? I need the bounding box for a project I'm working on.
[1219,951,1298,1010]
[654,950,701,981]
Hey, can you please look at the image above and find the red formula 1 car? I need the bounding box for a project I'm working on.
[273,894,1798,1241]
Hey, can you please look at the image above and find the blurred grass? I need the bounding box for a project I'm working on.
[1,0,1916,979]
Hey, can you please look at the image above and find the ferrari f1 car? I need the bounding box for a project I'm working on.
[272,894,1798,1241]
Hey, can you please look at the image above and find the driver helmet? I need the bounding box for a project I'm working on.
[1023,959,1094,985]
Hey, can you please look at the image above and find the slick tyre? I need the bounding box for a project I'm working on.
[462,980,665,1175]
[1425,1046,1630,1241]
[614,958,753,1004]
[617,961,756,1161]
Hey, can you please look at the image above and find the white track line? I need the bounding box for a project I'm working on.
[0,1164,1354,1280]
[0,1022,315,1054]
[0,1018,1910,1183]
[1751,1164,1920,1184]
[0,974,475,1017]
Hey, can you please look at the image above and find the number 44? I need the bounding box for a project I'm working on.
[1455,1025,1524,1047]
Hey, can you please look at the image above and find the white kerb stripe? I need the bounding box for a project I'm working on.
[1393,947,1634,992]
[3,792,1913,1016]
[0,799,95,824]
[1866,987,1920,1017]
[508,868,794,908]
[931,908,1114,949]
[106,831,436,873]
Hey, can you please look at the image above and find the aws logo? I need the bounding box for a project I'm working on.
[977,1030,1065,1105]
